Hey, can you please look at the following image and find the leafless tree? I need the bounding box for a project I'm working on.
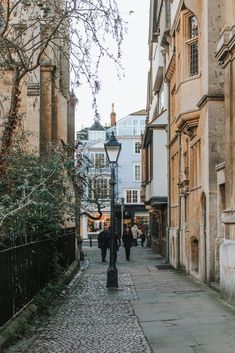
[0,0,124,176]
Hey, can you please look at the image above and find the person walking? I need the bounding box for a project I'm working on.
[138,224,146,247]
[98,224,110,262]
[122,226,133,261]
[131,224,139,246]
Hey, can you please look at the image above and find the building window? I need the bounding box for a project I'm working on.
[95,153,105,168]
[88,130,105,140]
[133,119,138,135]
[90,152,107,168]
[186,14,199,77]
[125,190,139,204]
[89,177,109,199]
[134,141,141,154]
[189,15,198,38]
[189,42,198,76]
[190,140,201,188]
[134,164,141,182]
[94,178,109,198]
[132,119,146,135]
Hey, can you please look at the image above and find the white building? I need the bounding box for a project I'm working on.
[77,120,111,239]
[110,110,149,227]
[77,107,149,239]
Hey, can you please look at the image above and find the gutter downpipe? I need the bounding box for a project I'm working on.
[177,131,182,269]
[166,82,171,264]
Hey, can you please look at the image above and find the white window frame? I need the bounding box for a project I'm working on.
[89,152,107,168]
[89,177,110,199]
[134,141,141,154]
[124,190,139,204]
[88,130,105,141]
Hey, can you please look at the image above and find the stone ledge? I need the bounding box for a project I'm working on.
[0,260,80,353]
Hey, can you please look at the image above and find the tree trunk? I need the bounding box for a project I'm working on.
[0,68,21,179]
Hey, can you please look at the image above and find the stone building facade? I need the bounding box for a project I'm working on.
[0,2,74,154]
[166,0,225,283]
[215,0,235,304]
[145,0,227,285]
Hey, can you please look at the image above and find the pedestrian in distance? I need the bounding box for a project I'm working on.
[98,223,110,262]
[122,226,133,261]
[138,224,146,247]
[131,224,139,246]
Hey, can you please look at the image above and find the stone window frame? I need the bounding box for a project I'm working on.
[189,138,201,190]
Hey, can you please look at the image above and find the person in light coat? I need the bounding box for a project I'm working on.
[131,224,138,246]
[122,226,133,261]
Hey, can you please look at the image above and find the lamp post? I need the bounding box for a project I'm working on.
[104,131,121,288]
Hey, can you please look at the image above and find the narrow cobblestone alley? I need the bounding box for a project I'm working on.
[5,244,235,353]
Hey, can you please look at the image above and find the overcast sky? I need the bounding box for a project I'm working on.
[75,0,150,131]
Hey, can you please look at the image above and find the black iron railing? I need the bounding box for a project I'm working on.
[0,232,75,327]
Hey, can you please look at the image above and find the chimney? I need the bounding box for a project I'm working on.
[110,103,116,127]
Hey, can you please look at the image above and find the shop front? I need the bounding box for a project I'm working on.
[81,211,110,239]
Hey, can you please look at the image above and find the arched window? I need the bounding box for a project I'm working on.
[186,14,199,76]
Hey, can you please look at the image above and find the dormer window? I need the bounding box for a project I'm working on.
[88,130,105,141]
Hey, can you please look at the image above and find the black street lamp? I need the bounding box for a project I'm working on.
[104,131,121,288]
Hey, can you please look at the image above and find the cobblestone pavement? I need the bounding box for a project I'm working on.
[5,243,235,353]
[5,245,152,353]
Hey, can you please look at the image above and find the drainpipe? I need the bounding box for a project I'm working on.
[177,131,182,269]
[166,83,171,264]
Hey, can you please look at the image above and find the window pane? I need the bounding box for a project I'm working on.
[134,165,141,181]
[126,190,132,203]
[135,142,141,154]
[133,191,138,203]
[190,42,198,76]
[95,153,105,168]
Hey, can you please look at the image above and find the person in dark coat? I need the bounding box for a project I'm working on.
[98,224,110,262]
[122,226,133,261]
[138,224,146,247]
